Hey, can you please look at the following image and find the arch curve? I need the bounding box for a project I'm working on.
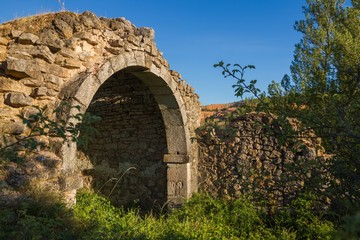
[66,51,191,158]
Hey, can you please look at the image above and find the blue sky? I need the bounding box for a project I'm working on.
[0,0,307,105]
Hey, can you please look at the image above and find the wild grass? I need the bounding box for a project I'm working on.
[0,190,349,240]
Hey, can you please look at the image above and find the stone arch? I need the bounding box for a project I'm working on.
[62,52,193,206]
[71,52,191,156]
[0,11,200,207]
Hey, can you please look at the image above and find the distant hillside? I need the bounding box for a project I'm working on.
[200,102,242,123]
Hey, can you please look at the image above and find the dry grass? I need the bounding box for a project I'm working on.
[0,11,82,37]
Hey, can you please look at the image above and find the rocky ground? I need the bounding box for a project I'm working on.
[200,102,239,123]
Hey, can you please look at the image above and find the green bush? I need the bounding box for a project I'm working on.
[335,211,360,240]
[166,194,274,239]
[0,191,78,239]
[272,194,335,240]
[74,191,146,239]
[0,191,339,239]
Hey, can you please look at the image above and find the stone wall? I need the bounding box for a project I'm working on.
[0,11,200,206]
[197,112,327,207]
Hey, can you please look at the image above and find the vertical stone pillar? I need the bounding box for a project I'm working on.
[166,162,192,206]
[60,141,83,205]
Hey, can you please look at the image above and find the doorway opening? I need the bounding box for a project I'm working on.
[78,69,168,211]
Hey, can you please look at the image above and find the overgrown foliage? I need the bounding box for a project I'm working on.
[286,0,360,215]
[214,0,360,234]
[0,191,340,239]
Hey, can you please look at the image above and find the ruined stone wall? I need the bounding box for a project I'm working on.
[197,112,326,206]
[0,11,201,205]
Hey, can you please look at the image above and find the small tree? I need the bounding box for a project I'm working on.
[287,0,360,213]
[215,0,360,214]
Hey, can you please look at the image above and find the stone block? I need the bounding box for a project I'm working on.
[59,48,77,59]
[110,54,127,72]
[135,27,155,39]
[127,34,140,46]
[80,11,102,29]
[21,106,40,120]
[95,61,114,84]
[19,77,43,87]
[74,32,98,45]
[103,29,118,38]
[152,58,162,68]
[46,89,58,96]
[53,18,73,39]
[32,87,48,97]
[163,154,189,163]
[30,45,54,63]
[73,75,101,107]
[59,174,83,191]
[5,58,42,79]
[63,190,77,206]
[35,59,71,78]
[134,51,146,66]
[170,70,182,80]
[54,54,66,65]
[130,71,161,87]
[43,74,63,86]
[167,163,190,198]
[0,106,18,119]
[124,43,131,52]
[18,32,39,44]
[2,121,24,135]
[108,39,124,48]
[38,28,64,51]
[105,46,122,55]
[60,141,78,173]
[166,125,188,155]
[5,92,34,107]
[0,47,6,61]
[7,48,33,60]
[78,51,95,62]
[0,78,32,95]
[11,29,23,38]
[0,37,8,46]
[62,58,82,69]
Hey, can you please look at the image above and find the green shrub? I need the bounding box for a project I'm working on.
[0,191,78,240]
[74,190,171,239]
[166,194,277,239]
[272,194,335,240]
[74,191,141,239]
[0,191,340,239]
[335,211,360,240]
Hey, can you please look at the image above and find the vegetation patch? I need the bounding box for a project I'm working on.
[0,191,344,240]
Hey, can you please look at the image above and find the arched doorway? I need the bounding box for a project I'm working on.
[61,53,194,208]
[79,68,168,210]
